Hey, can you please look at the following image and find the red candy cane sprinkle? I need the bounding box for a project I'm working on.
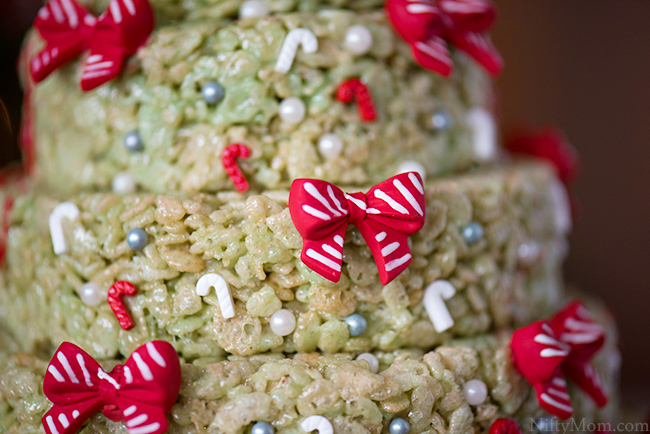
[222,143,252,193]
[107,281,138,330]
[336,78,377,122]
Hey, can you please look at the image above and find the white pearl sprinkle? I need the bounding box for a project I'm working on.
[466,107,497,161]
[112,172,136,195]
[397,161,426,181]
[80,283,104,306]
[345,25,373,55]
[555,238,570,261]
[518,240,541,267]
[356,353,379,373]
[549,179,572,234]
[239,0,269,19]
[463,379,488,405]
[318,134,343,160]
[270,309,296,336]
[278,98,306,125]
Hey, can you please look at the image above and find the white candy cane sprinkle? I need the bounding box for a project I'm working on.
[300,415,333,434]
[275,28,318,74]
[423,280,456,332]
[49,202,80,255]
[196,273,236,319]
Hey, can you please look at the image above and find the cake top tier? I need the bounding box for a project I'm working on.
[78,0,387,21]
[22,0,501,196]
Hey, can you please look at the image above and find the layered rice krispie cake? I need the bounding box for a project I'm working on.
[0,0,619,433]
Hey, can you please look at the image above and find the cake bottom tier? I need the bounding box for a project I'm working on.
[0,299,620,434]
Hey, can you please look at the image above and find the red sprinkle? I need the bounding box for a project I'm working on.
[107,281,138,330]
[0,196,14,265]
[490,419,522,434]
[336,78,377,122]
[222,143,252,193]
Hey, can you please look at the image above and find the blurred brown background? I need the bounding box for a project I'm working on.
[1,0,648,409]
[492,0,650,408]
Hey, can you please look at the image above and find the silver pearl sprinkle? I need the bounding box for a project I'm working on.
[345,314,367,337]
[432,110,453,131]
[251,422,274,434]
[389,418,410,434]
[126,228,149,251]
[202,81,225,105]
[461,222,483,245]
[124,130,144,152]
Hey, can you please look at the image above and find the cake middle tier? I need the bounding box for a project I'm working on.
[0,162,569,359]
[21,9,494,196]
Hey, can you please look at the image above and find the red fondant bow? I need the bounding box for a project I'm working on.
[31,0,154,91]
[510,301,608,419]
[386,0,503,77]
[42,341,181,434]
[505,127,579,187]
[289,172,426,285]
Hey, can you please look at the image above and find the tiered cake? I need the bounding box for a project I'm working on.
[0,0,620,433]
